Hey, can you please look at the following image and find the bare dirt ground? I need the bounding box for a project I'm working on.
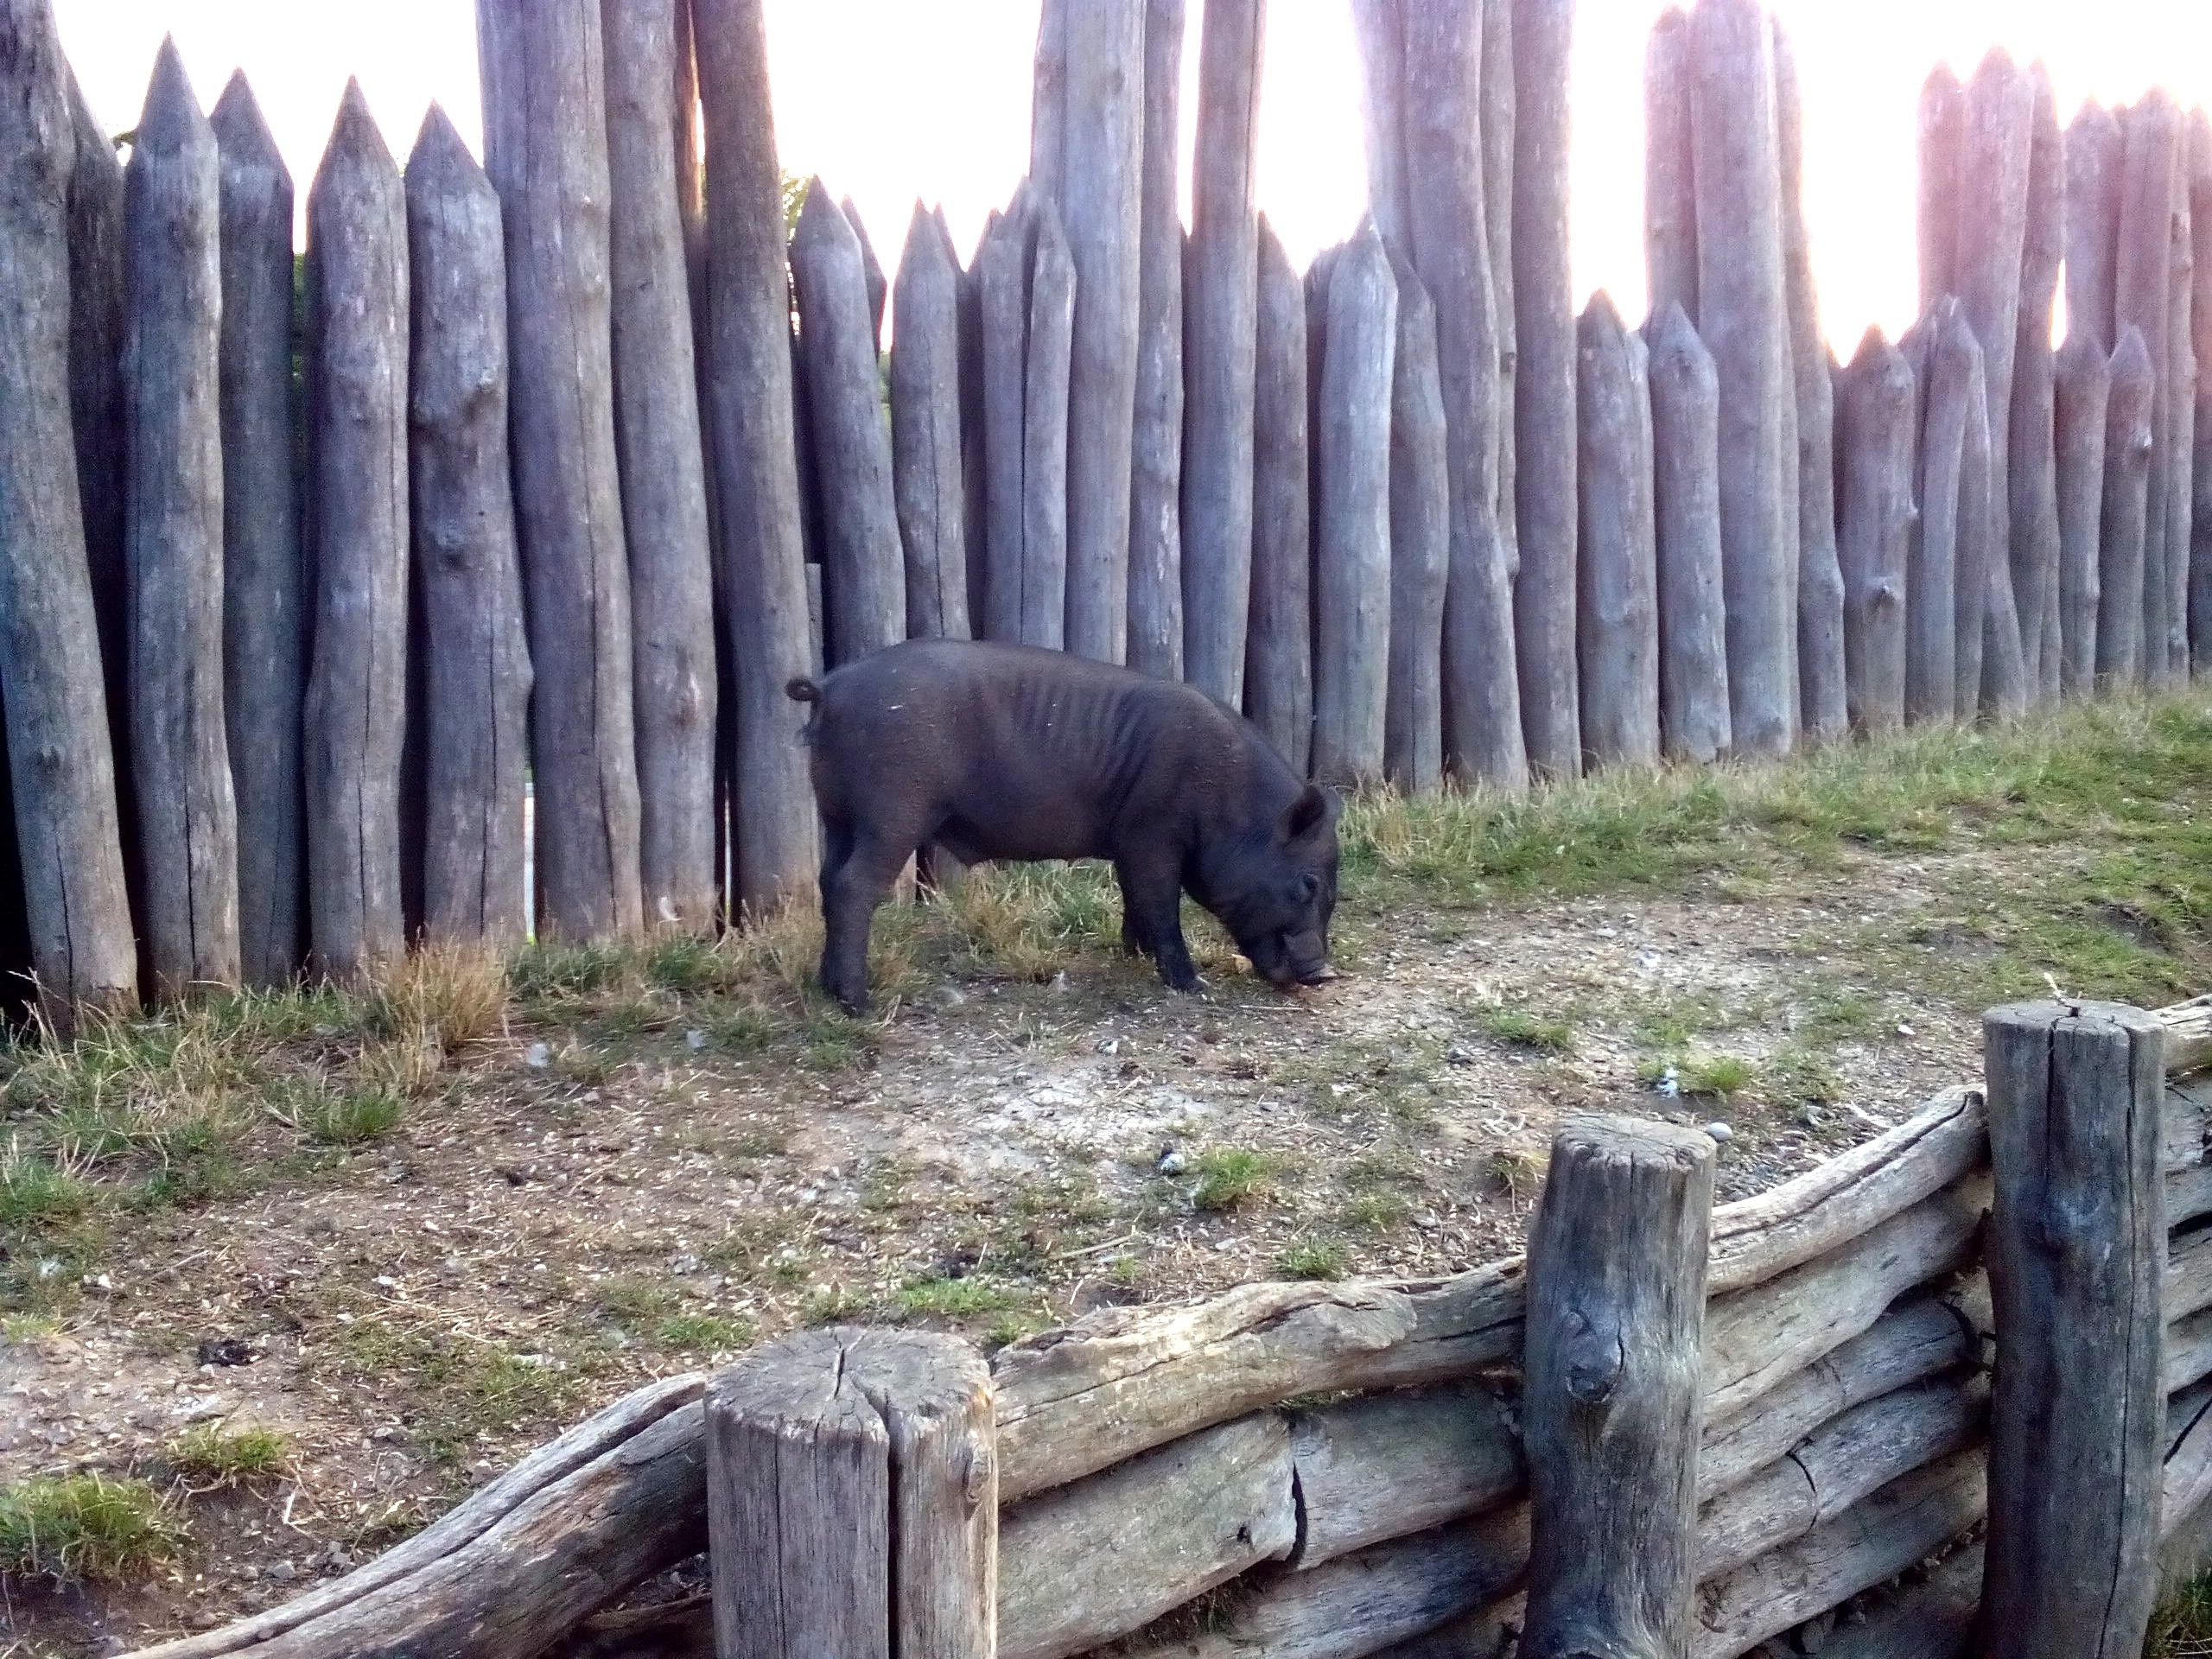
[0,836,2001,1656]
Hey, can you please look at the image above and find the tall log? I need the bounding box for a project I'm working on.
[0,0,136,1025]
[2055,332,2112,699]
[2067,102,2124,354]
[1512,0,1580,779]
[1645,8,1698,323]
[479,0,644,942]
[708,1330,995,1659]
[2164,138,2196,684]
[2099,327,2157,688]
[1127,0,1185,681]
[1972,356,2031,721]
[978,194,1032,645]
[1028,0,1067,206]
[123,41,239,998]
[791,181,905,668]
[1247,219,1311,773]
[1646,302,1731,765]
[1348,1,1409,256]
[841,197,885,355]
[1408,0,1526,791]
[1776,22,1846,744]
[2011,64,2063,704]
[1954,52,2034,596]
[1021,207,1074,650]
[1058,0,1145,663]
[210,74,305,988]
[1916,67,1964,310]
[1689,0,1794,757]
[692,0,818,914]
[889,206,970,641]
[1181,0,1262,696]
[605,0,718,934]
[1311,221,1395,789]
[2192,111,2212,677]
[956,211,990,639]
[303,81,407,984]
[1521,1116,1714,1659]
[405,107,532,951]
[1955,351,1993,717]
[1482,0,1518,600]
[2116,96,2180,692]
[1835,328,1916,734]
[1909,300,1975,725]
[1384,259,1449,794]
[1981,1002,2165,1659]
[1575,293,1660,772]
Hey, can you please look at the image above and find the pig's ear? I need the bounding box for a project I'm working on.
[1280,784,1331,843]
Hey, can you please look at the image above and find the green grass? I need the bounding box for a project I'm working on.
[2148,1570,2212,1657]
[315,1321,582,1464]
[1473,1007,1576,1053]
[1190,1148,1273,1212]
[655,1313,754,1354]
[0,1154,91,1226]
[293,1081,404,1147]
[1642,1051,1758,1100]
[0,1473,181,1583]
[898,1274,1018,1320]
[1280,1236,1350,1280]
[168,1422,294,1485]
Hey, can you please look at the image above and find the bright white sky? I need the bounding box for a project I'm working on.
[54,1,2212,350]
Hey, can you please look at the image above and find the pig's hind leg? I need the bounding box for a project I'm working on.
[1114,852,1200,992]
[819,826,908,1014]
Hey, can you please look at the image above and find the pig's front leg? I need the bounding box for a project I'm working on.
[1115,851,1199,993]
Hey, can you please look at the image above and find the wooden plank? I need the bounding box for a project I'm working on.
[210,73,306,987]
[1909,299,1974,725]
[1982,1001,2165,1659]
[2054,331,2111,700]
[1020,205,1074,650]
[1574,293,1660,771]
[1646,302,1731,764]
[479,0,644,943]
[1126,0,1185,681]
[2012,64,2063,704]
[1522,1116,1713,1659]
[303,80,408,984]
[1287,1384,1521,1571]
[1384,257,1449,794]
[1247,218,1311,772]
[124,40,241,997]
[1836,328,1917,734]
[889,205,971,640]
[2098,326,2158,687]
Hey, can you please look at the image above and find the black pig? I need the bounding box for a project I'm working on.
[787,639,1340,1014]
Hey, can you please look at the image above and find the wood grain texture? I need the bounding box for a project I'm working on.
[2054,331,2113,700]
[1836,328,1917,734]
[1644,7,1698,323]
[2067,102,2123,354]
[1647,302,1731,764]
[2098,327,2157,686]
[977,194,1033,644]
[2011,65,2063,704]
[1247,218,1311,773]
[2117,96,2182,692]
[1916,66,1964,310]
[1574,293,1660,771]
[1909,300,1975,724]
[889,206,971,640]
[1384,258,1449,794]
[1287,1383,1521,1570]
[1021,205,1074,649]
[1127,0,1185,681]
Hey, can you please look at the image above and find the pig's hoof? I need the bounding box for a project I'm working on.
[821,977,870,1017]
[1160,965,1202,994]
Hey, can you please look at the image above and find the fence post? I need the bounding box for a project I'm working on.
[709,1327,995,1659]
[1981,1001,2164,1659]
[1521,1114,1715,1659]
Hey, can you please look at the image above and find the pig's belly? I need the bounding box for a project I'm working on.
[931,800,1115,867]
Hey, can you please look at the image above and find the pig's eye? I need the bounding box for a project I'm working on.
[1298,874,1320,903]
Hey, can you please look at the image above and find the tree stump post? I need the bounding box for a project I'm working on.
[977,193,1033,645]
[1180,0,1262,698]
[1127,0,1185,681]
[1384,258,1448,795]
[303,81,408,985]
[1980,1001,2164,1659]
[1645,302,1730,766]
[1311,219,1395,790]
[692,0,819,916]
[2055,333,2112,700]
[2011,65,2063,706]
[1575,293,1660,772]
[2098,327,2157,689]
[1247,218,1311,773]
[1909,299,1975,725]
[890,206,971,643]
[405,107,533,952]
[605,0,720,935]
[1021,205,1074,651]
[708,1328,995,1659]
[1521,1114,1716,1659]
[124,41,240,998]
[1834,328,1917,736]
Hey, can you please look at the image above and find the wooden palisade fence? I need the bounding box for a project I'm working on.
[0,0,2206,1018]
[111,991,2212,1659]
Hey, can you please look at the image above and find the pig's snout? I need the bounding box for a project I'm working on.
[1260,931,1334,990]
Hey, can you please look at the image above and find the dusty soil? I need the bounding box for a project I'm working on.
[2,844,1997,1653]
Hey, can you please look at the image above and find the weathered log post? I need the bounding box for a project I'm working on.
[791,181,905,669]
[2012,66,2063,705]
[1022,206,1075,651]
[1311,220,1395,790]
[1483,0,1518,597]
[1575,294,1660,772]
[0,0,137,1027]
[1520,1115,1715,1659]
[124,40,240,999]
[1127,0,1185,681]
[1970,358,2031,721]
[1348,1,1409,253]
[2055,333,2113,701]
[2067,103,2123,355]
[1058,0,1144,664]
[692,0,818,916]
[1916,67,1964,310]
[1688,0,1794,758]
[1909,300,1975,725]
[1028,0,1067,211]
[708,1329,995,1659]
[1181,0,1262,697]
[210,74,305,989]
[480,0,644,943]
[1406,0,1526,792]
[2192,111,2212,677]
[1645,302,1731,766]
[2099,327,2157,689]
[2116,96,2180,691]
[1955,355,1993,719]
[1247,219,1311,775]
[978,194,1033,645]
[1644,8,1697,324]
[303,81,407,984]
[1834,329,1917,736]
[1980,1001,2164,1659]
[2164,134,2197,685]
[842,198,885,355]
[1775,22,1845,746]
[605,0,719,935]
[1514,0,1580,779]
[956,211,990,639]
[1384,260,1449,795]
[404,107,533,952]
[891,206,970,642]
